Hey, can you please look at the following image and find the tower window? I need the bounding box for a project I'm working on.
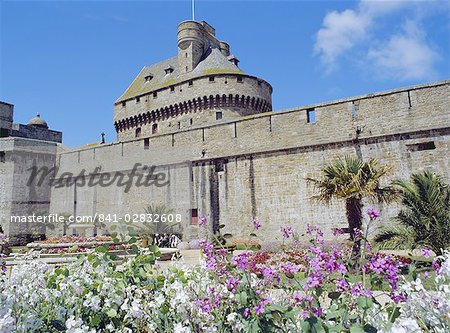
[135,127,142,138]
[307,109,316,124]
[191,209,198,225]
[209,76,215,82]
[190,118,193,125]
[121,101,126,107]
[188,80,193,86]
[144,75,153,83]
[136,96,140,103]
[153,92,157,98]
[144,138,149,150]
[152,123,158,134]
[216,112,223,120]
[237,76,243,83]
[0,151,5,163]
[170,86,175,92]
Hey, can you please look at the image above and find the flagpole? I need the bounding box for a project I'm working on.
[192,0,195,21]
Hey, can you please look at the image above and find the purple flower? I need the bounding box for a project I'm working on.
[335,278,349,291]
[252,218,261,230]
[351,282,373,297]
[353,228,363,239]
[421,248,433,258]
[243,308,250,318]
[199,216,207,226]
[280,225,294,239]
[367,208,380,220]
[432,258,441,274]
[226,277,240,292]
[332,228,346,236]
[253,298,271,315]
[232,253,249,270]
[390,291,407,304]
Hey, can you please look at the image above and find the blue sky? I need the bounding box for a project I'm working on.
[1,0,449,147]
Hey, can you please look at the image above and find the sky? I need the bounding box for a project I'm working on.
[1,0,449,147]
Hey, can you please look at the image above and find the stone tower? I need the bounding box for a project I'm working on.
[113,20,273,142]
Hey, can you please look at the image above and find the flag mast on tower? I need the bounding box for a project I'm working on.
[192,0,195,21]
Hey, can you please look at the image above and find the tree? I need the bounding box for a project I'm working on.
[307,155,394,256]
[375,171,450,255]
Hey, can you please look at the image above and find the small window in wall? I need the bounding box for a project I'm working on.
[0,128,8,138]
[136,96,140,103]
[170,86,175,92]
[191,209,198,225]
[307,108,316,124]
[188,80,193,86]
[237,76,243,83]
[190,118,193,125]
[152,123,158,134]
[121,101,126,107]
[178,121,181,129]
[144,138,150,150]
[135,127,142,138]
[0,151,5,163]
[144,74,153,83]
[209,76,215,82]
[216,112,223,120]
[153,92,157,98]
[407,141,436,152]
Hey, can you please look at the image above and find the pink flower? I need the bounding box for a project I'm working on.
[367,208,380,220]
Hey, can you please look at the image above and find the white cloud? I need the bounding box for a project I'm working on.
[314,0,440,81]
[368,21,439,80]
[314,9,371,66]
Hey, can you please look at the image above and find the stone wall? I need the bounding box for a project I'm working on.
[0,137,59,244]
[50,80,450,241]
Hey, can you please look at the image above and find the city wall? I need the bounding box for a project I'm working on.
[48,80,450,241]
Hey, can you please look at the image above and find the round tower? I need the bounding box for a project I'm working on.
[177,21,206,74]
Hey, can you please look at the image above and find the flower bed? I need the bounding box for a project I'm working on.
[1,222,448,333]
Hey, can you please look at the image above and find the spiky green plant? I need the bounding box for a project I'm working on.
[307,155,395,256]
[375,171,450,255]
[136,203,181,237]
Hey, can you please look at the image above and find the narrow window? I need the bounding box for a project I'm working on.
[269,116,273,132]
[216,112,223,120]
[407,141,436,152]
[0,151,5,163]
[136,96,140,103]
[190,118,193,125]
[407,91,412,108]
[153,92,157,98]
[188,80,193,86]
[307,108,316,124]
[144,138,150,150]
[152,123,158,134]
[185,52,188,58]
[209,76,215,82]
[237,76,243,83]
[178,121,181,129]
[135,127,142,138]
[121,101,126,107]
[170,86,175,92]
[258,80,262,86]
[191,209,198,225]
[144,75,153,83]
[0,128,8,138]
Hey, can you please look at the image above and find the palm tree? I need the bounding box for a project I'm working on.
[375,171,450,255]
[307,156,394,256]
